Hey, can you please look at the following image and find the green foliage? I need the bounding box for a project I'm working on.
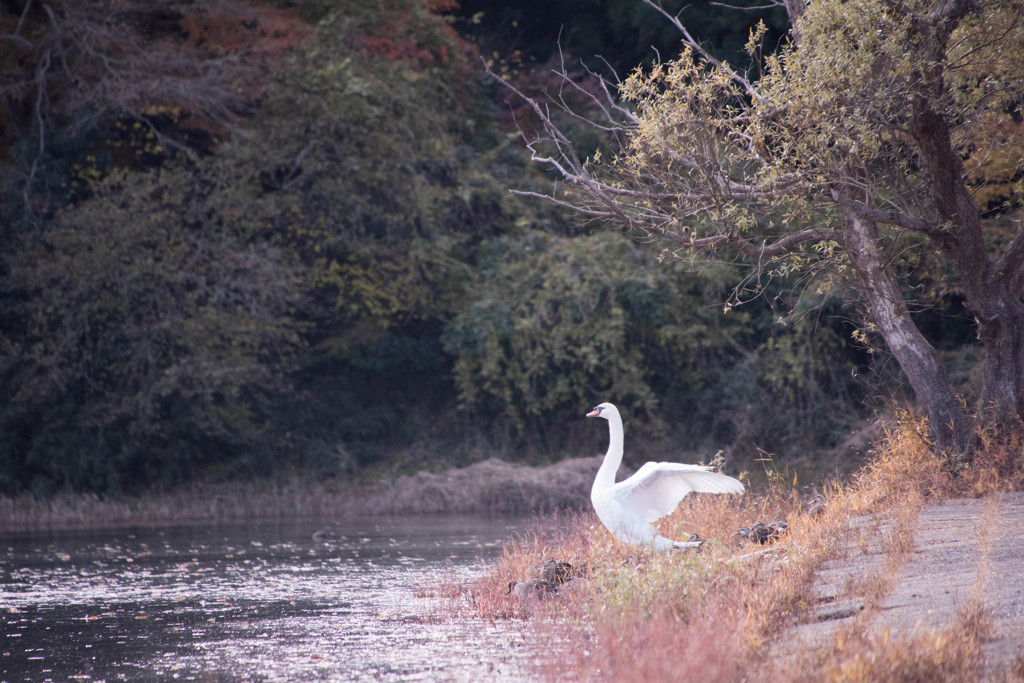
[231,2,510,331]
[443,230,865,456]
[214,1,536,467]
[1,164,305,493]
[1,0,510,493]
[0,0,886,495]
[755,0,1024,201]
[606,0,1024,270]
[526,0,1024,453]
[446,231,662,423]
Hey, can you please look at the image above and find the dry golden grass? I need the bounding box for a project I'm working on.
[953,424,1024,496]
[466,414,1024,681]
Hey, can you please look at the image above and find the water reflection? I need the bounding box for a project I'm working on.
[2,515,538,681]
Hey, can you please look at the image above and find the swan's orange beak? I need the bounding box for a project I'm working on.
[586,408,601,417]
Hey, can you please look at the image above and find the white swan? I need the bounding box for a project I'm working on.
[587,402,745,551]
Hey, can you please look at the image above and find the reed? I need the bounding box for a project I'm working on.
[0,457,602,531]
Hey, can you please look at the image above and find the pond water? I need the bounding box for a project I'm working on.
[1,515,542,681]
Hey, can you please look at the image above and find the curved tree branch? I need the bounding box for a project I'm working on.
[831,192,943,236]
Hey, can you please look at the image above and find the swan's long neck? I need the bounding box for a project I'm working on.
[594,412,624,490]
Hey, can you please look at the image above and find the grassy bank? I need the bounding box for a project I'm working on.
[458,417,1024,681]
[0,456,602,532]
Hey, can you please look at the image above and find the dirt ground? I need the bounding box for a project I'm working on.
[786,492,1024,676]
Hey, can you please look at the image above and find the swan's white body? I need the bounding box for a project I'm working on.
[587,402,744,552]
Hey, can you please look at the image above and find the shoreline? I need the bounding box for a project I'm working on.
[0,456,602,532]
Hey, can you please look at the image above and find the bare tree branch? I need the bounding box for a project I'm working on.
[710,1,784,11]
[510,189,619,218]
[640,0,766,104]
[549,57,632,134]
[640,216,840,259]
[831,192,943,236]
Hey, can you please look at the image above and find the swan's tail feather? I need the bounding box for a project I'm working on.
[671,540,703,549]
[651,535,703,552]
[668,536,704,552]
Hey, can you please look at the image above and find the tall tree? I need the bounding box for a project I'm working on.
[499,0,1024,454]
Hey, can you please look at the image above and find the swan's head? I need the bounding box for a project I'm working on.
[586,402,618,420]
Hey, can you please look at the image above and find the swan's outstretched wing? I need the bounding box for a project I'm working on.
[613,463,745,524]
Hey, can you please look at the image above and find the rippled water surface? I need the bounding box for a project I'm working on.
[1,515,540,681]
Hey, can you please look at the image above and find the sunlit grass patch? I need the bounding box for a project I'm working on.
[952,424,1024,496]
[800,620,990,683]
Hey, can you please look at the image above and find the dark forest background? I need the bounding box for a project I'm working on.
[0,0,978,496]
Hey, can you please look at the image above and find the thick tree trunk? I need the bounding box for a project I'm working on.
[838,205,976,454]
[910,90,1024,429]
[974,300,1024,426]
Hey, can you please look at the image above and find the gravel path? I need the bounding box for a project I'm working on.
[787,492,1024,676]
